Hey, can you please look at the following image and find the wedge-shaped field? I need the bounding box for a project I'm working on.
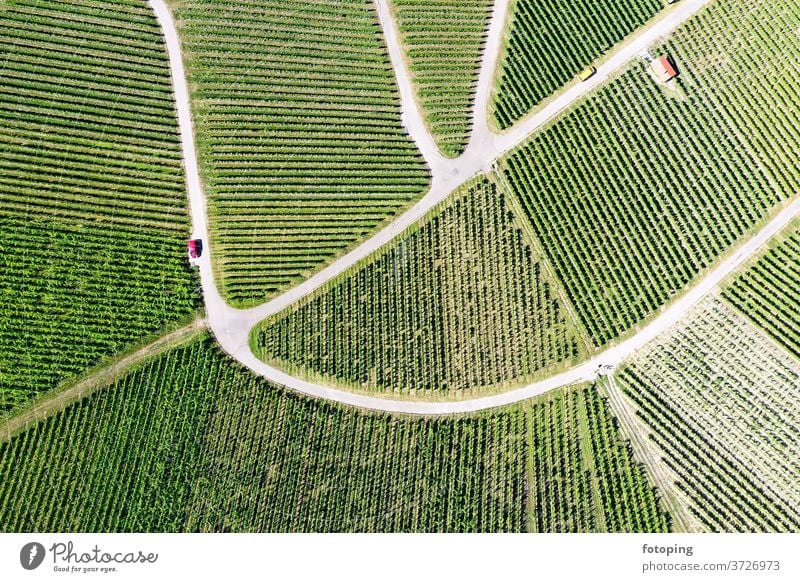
[172,0,430,306]
[500,0,800,347]
[0,0,197,418]
[724,219,800,359]
[0,335,667,532]
[252,178,586,397]
[391,0,492,157]
[491,0,662,129]
[618,298,800,532]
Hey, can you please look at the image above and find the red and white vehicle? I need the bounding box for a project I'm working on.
[188,238,203,259]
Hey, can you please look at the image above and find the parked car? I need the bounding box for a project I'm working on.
[577,66,597,82]
[188,238,203,259]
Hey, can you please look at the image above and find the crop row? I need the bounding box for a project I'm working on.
[529,384,669,532]
[723,219,800,358]
[391,0,493,157]
[253,178,584,397]
[0,336,668,532]
[174,0,430,306]
[491,0,662,129]
[0,337,528,532]
[498,0,800,347]
[618,298,800,532]
[0,0,198,418]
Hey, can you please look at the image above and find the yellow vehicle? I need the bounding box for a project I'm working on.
[578,66,597,82]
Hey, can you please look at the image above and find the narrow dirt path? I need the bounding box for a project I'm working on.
[0,318,207,442]
[145,0,800,415]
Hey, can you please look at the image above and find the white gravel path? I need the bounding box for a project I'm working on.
[149,0,798,414]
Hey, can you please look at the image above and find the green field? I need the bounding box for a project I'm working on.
[0,0,198,418]
[253,178,585,397]
[527,383,669,532]
[171,0,430,305]
[723,219,800,358]
[2,0,796,538]
[499,0,800,347]
[0,336,667,532]
[618,298,800,532]
[491,0,662,129]
[391,0,493,157]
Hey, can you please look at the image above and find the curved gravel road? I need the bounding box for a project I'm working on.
[149,0,797,414]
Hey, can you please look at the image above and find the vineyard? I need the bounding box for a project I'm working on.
[491,0,662,129]
[0,337,667,532]
[171,0,430,306]
[0,336,526,532]
[723,219,800,359]
[527,384,669,532]
[618,298,800,532]
[253,178,585,397]
[0,0,198,418]
[391,0,493,157]
[498,0,800,347]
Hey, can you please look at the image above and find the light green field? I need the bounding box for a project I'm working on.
[499,0,800,347]
[171,0,430,306]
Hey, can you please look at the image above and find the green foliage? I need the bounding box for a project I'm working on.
[619,298,800,532]
[724,219,800,358]
[0,337,528,532]
[253,178,583,397]
[0,338,667,532]
[0,0,198,417]
[500,0,800,346]
[491,0,662,128]
[173,0,431,305]
[392,0,493,157]
[529,384,670,532]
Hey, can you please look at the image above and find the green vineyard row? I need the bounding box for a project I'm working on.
[619,298,800,532]
[499,0,800,347]
[0,337,668,532]
[172,0,430,305]
[391,0,493,157]
[723,219,800,358]
[0,0,198,418]
[253,178,585,397]
[491,0,662,129]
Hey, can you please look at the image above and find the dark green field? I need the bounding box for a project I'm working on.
[0,0,198,418]
[0,336,667,532]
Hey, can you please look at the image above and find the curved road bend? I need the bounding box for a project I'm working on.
[149,0,798,414]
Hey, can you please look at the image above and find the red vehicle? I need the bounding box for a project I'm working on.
[188,238,203,259]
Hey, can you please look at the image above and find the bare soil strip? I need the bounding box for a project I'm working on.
[600,375,703,532]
